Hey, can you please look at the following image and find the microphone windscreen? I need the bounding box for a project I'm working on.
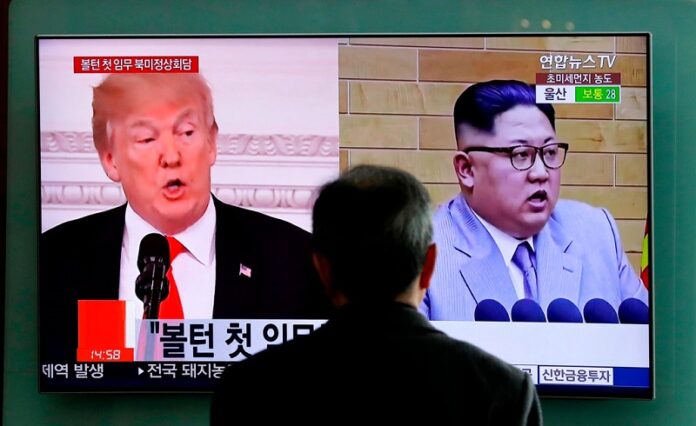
[618,298,649,324]
[474,299,510,322]
[583,298,619,323]
[511,299,546,322]
[137,233,170,272]
[547,298,583,323]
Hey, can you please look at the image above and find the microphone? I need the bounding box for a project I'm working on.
[618,298,649,324]
[583,298,619,324]
[474,299,510,322]
[135,233,171,319]
[510,299,546,322]
[547,298,583,323]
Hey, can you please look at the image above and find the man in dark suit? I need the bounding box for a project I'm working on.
[211,165,542,425]
[40,73,331,364]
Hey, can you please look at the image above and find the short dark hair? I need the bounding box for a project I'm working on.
[453,80,555,143]
[312,165,432,303]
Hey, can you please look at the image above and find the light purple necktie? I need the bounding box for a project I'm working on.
[512,242,538,301]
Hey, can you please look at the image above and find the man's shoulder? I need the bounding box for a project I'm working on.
[221,332,316,380]
[436,336,539,423]
[554,198,604,215]
[212,333,327,422]
[41,205,126,244]
[432,194,466,233]
[551,199,613,227]
[432,194,460,220]
[230,324,527,379]
[214,198,309,240]
[431,195,485,249]
[430,330,526,378]
[546,200,624,257]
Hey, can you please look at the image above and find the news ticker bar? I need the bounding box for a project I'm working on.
[515,365,649,387]
[42,362,229,381]
[40,361,650,388]
[75,316,650,366]
[78,319,328,362]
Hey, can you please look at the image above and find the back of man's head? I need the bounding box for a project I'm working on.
[453,79,555,145]
[312,165,432,303]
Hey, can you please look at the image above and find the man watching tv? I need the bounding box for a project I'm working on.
[420,79,648,321]
[211,165,542,425]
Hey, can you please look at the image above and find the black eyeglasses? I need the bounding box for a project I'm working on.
[463,143,569,171]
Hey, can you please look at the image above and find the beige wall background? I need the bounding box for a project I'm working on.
[338,36,648,274]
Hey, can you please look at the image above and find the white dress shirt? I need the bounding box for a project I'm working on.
[471,211,535,300]
[118,196,217,319]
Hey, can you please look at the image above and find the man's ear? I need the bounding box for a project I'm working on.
[312,252,332,289]
[98,149,121,183]
[453,151,474,190]
[207,122,218,167]
[419,244,437,291]
[312,252,348,307]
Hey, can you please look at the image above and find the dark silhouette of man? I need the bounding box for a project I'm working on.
[211,165,542,425]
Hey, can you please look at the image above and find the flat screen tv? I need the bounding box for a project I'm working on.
[38,34,652,398]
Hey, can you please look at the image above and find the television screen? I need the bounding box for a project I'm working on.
[38,34,652,398]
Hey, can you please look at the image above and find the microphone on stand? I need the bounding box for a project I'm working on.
[546,298,583,323]
[135,233,171,319]
[510,299,546,322]
[618,298,649,324]
[474,299,510,322]
[583,298,619,324]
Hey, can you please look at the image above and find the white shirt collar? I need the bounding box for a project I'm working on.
[471,210,534,267]
[123,195,216,266]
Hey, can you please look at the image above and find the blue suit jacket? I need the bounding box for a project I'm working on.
[420,194,649,320]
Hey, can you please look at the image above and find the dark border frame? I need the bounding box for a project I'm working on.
[1,1,10,423]
[33,33,653,400]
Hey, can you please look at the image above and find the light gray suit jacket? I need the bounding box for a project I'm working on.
[420,194,648,320]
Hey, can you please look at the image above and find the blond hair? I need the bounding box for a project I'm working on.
[91,73,218,153]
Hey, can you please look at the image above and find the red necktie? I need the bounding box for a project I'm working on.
[159,236,186,319]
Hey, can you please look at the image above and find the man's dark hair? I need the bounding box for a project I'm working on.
[453,80,555,142]
[312,165,432,303]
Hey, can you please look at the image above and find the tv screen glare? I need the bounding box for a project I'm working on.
[37,34,652,398]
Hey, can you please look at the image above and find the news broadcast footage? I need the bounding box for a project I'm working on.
[37,35,652,398]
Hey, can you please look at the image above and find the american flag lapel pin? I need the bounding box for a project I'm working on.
[239,263,252,278]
